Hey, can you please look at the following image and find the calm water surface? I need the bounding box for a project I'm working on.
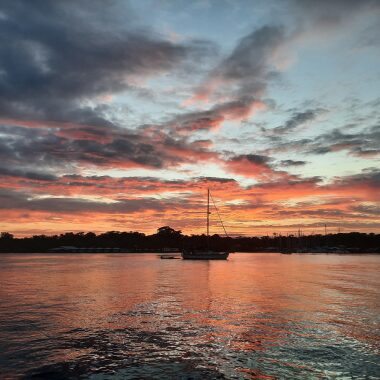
[0,253,379,379]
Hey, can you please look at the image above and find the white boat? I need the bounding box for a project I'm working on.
[181,189,230,260]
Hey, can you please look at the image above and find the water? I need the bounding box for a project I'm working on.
[0,253,379,379]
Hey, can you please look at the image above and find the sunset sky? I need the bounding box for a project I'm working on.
[0,0,379,237]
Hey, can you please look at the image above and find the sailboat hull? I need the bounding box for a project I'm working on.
[181,251,229,260]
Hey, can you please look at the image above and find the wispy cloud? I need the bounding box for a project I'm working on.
[272,108,325,134]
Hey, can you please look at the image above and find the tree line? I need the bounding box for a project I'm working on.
[1,226,379,253]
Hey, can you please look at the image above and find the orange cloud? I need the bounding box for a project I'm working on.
[1,170,379,237]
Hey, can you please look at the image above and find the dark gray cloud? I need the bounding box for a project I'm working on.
[0,166,57,181]
[216,25,285,98]
[309,125,380,157]
[357,21,380,48]
[191,0,380,105]
[265,125,380,158]
[292,0,380,29]
[195,25,286,103]
[0,0,220,178]
[279,160,307,167]
[275,208,349,218]
[224,154,285,178]
[0,121,215,173]
[4,174,236,197]
[0,188,168,214]
[226,154,273,168]
[245,168,380,201]
[351,204,380,216]
[273,108,325,134]
[171,23,288,139]
[0,0,213,123]
[195,177,236,184]
[243,154,272,165]
[249,176,322,190]
[332,168,380,189]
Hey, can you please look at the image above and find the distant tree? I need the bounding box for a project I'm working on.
[0,228,379,253]
[0,232,14,240]
[156,226,182,236]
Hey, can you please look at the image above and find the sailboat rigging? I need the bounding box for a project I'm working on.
[181,188,230,260]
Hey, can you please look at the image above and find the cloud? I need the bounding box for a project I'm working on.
[0,120,219,173]
[214,25,285,97]
[0,0,214,123]
[351,204,380,216]
[272,108,325,134]
[291,0,380,30]
[224,154,292,180]
[264,125,380,159]
[0,174,241,215]
[191,25,286,104]
[187,0,380,108]
[1,169,379,235]
[0,166,57,181]
[0,188,171,214]
[331,168,380,192]
[170,97,266,133]
[279,160,307,167]
[308,125,380,157]
[0,0,219,176]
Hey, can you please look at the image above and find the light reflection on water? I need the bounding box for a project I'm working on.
[0,253,379,379]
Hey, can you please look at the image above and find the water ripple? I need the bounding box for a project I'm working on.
[0,253,379,379]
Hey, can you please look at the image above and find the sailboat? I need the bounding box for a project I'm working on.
[181,189,230,260]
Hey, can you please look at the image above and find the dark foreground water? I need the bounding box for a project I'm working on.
[0,253,379,379]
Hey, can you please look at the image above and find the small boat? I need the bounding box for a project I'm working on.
[160,255,180,259]
[181,250,229,260]
[182,189,230,260]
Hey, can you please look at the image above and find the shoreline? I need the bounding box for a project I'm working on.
[0,251,379,255]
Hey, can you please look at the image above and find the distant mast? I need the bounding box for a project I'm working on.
[181,187,229,259]
[207,188,210,244]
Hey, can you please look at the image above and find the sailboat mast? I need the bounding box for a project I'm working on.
[207,188,210,237]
